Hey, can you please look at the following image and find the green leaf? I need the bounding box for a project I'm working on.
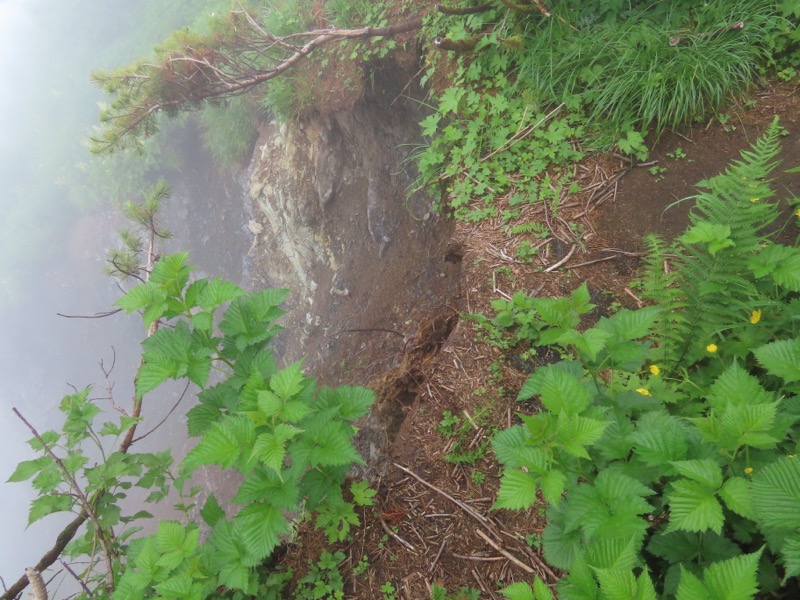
[235,466,299,509]
[197,278,243,312]
[7,457,48,483]
[115,282,164,314]
[270,361,305,399]
[234,502,288,565]
[500,582,535,600]
[539,469,567,504]
[749,244,800,291]
[251,432,289,473]
[670,459,723,489]
[630,412,688,467]
[754,339,800,383]
[136,359,177,398]
[667,479,724,534]
[703,549,763,600]
[751,457,800,529]
[518,363,591,414]
[182,416,256,473]
[555,413,608,459]
[200,494,225,527]
[350,480,376,506]
[209,520,250,591]
[781,535,800,579]
[493,469,537,510]
[28,494,73,525]
[149,252,192,296]
[719,476,754,519]
[680,222,734,255]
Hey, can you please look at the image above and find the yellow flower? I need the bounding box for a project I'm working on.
[744,467,754,475]
[750,309,762,325]
[649,365,661,376]
[795,209,800,218]
[750,197,760,203]
[636,388,651,396]
[706,343,718,353]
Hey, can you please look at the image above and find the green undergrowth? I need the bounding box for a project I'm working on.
[487,120,800,598]
[8,185,378,597]
[416,0,796,221]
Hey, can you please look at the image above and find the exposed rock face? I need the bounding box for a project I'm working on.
[246,65,459,373]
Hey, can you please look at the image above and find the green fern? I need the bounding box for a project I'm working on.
[639,117,785,367]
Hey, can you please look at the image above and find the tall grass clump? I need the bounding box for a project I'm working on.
[514,0,788,136]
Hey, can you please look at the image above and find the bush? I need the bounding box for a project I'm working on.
[492,119,800,598]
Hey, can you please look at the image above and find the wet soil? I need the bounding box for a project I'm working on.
[269,83,800,598]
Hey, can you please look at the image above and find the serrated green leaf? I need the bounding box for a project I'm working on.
[115,282,164,314]
[539,469,567,504]
[350,480,376,506]
[154,574,192,598]
[135,359,177,398]
[781,535,800,579]
[703,549,763,600]
[630,412,688,467]
[751,457,800,529]
[28,494,73,525]
[270,361,305,398]
[667,479,724,534]
[235,466,299,508]
[519,364,590,414]
[7,457,48,483]
[595,569,637,600]
[680,222,734,255]
[670,459,723,488]
[556,413,608,459]
[200,494,225,528]
[251,432,288,473]
[493,469,537,510]
[719,476,754,519]
[754,339,800,383]
[500,582,535,600]
[182,416,255,473]
[197,278,243,312]
[150,252,192,296]
[676,567,708,600]
[234,502,288,565]
[209,520,250,591]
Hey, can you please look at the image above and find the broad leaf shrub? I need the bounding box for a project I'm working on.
[10,252,375,597]
[491,119,800,598]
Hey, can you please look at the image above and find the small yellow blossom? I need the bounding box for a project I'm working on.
[706,343,718,353]
[795,209,800,218]
[750,309,762,325]
[744,467,754,475]
[750,197,760,203]
[636,388,651,396]
[649,365,661,376]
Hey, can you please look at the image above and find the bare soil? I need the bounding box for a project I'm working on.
[274,84,800,598]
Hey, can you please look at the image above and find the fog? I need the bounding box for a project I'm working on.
[0,0,250,590]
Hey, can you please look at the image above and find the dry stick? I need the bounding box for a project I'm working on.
[429,539,447,573]
[56,308,123,319]
[475,529,534,575]
[131,380,192,443]
[391,462,499,539]
[563,254,619,270]
[59,560,93,599]
[13,409,115,591]
[378,513,417,553]
[543,244,578,272]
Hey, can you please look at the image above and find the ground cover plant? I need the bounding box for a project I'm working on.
[490,120,800,598]
[415,0,795,221]
[5,185,377,598]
